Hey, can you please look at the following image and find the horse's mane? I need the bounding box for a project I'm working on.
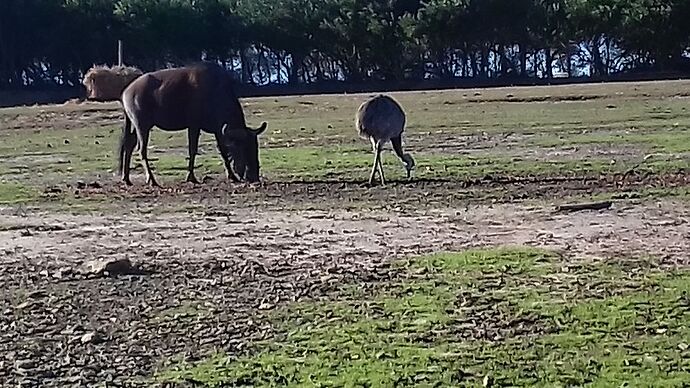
[184,61,241,85]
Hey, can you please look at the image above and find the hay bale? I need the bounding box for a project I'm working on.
[82,65,143,101]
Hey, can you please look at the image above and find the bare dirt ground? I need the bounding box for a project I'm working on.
[48,168,690,212]
[2,195,689,386]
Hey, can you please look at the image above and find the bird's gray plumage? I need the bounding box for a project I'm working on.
[355,94,415,185]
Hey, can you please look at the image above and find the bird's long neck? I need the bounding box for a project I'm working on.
[391,137,408,161]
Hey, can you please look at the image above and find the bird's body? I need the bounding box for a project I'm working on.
[355,94,415,185]
[356,95,406,142]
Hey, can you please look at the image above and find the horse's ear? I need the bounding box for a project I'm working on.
[222,124,244,140]
[252,122,267,136]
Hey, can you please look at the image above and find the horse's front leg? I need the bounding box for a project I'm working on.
[214,133,242,182]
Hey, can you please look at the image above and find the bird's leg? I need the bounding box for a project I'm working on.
[376,145,386,185]
[369,150,380,186]
[369,139,380,186]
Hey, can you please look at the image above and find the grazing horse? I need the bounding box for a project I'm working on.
[118,62,267,186]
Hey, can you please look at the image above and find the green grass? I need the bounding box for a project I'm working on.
[259,147,626,181]
[157,247,690,387]
[0,133,661,188]
[0,181,39,204]
[533,128,690,154]
[1,81,689,208]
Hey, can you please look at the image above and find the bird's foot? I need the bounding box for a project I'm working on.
[185,173,200,184]
[146,176,160,188]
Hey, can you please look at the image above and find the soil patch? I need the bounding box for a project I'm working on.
[1,199,689,386]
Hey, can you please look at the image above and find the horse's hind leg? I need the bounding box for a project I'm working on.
[186,128,201,184]
[132,120,159,187]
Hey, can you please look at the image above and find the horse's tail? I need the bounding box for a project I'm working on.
[117,113,133,176]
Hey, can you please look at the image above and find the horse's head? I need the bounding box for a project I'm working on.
[222,122,268,183]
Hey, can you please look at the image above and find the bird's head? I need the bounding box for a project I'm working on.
[402,153,415,179]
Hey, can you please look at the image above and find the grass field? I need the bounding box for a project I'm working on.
[1,80,689,387]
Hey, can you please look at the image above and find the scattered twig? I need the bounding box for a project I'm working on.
[555,200,612,213]
[622,153,663,179]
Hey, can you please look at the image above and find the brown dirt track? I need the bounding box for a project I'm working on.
[3,169,690,386]
[52,168,690,212]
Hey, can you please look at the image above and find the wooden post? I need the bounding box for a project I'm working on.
[118,40,123,66]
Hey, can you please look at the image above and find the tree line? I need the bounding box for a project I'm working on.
[1,0,689,90]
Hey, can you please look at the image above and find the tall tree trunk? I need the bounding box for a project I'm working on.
[544,48,553,79]
[470,51,479,77]
[591,37,605,77]
[519,44,528,77]
[240,48,251,84]
[289,53,302,84]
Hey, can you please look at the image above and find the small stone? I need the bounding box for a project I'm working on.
[679,343,688,351]
[81,258,133,276]
[80,332,102,344]
[16,301,31,310]
[15,359,35,371]
[15,359,34,368]
[258,303,274,310]
[52,267,71,279]
[483,374,493,387]
[27,290,46,299]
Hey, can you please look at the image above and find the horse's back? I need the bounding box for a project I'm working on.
[122,63,234,131]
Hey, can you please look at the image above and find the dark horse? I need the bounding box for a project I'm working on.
[118,62,267,186]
